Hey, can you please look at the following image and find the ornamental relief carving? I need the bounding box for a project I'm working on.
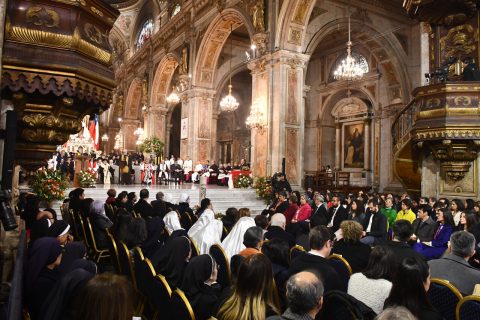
[21,128,70,144]
[21,114,82,131]
[26,6,60,28]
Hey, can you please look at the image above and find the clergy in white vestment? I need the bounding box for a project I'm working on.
[183,157,193,174]
[221,216,256,259]
[188,208,215,238]
[191,163,204,182]
[163,210,183,234]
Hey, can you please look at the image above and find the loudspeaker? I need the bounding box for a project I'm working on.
[2,111,17,190]
[282,158,286,175]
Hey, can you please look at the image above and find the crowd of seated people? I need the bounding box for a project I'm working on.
[18,186,480,320]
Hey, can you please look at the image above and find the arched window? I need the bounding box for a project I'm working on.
[135,19,154,51]
[171,4,181,18]
[331,52,369,81]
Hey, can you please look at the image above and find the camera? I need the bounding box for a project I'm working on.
[0,190,18,231]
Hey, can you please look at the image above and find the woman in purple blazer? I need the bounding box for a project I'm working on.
[414,208,454,260]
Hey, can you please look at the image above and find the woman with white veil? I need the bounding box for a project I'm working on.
[188,198,222,254]
[163,210,183,234]
[221,215,256,259]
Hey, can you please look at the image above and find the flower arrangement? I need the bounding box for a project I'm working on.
[139,136,164,156]
[254,177,272,204]
[30,169,69,203]
[76,170,96,187]
[234,174,253,189]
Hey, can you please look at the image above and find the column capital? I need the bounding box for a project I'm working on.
[184,87,216,100]
[270,50,310,69]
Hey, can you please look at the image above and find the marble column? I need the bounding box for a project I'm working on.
[180,88,216,164]
[145,107,168,142]
[364,119,371,171]
[248,50,309,185]
[335,123,342,170]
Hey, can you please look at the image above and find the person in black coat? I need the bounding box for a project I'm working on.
[360,198,388,246]
[310,195,329,227]
[151,191,168,218]
[133,189,154,218]
[88,200,113,250]
[273,191,289,214]
[331,220,371,273]
[289,226,344,292]
[384,220,425,265]
[180,254,221,320]
[326,195,348,233]
[265,213,295,248]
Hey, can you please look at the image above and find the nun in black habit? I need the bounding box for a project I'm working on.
[152,236,191,288]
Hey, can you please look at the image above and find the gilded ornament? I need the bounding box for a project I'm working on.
[288,28,301,45]
[249,0,265,33]
[26,6,60,28]
[293,0,310,25]
[439,24,477,58]
[179,47,188,75]
[90,6,104,17]
[84,23,103,44]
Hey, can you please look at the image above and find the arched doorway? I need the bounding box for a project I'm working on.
[217,70,252,165]
[168,103,181,158]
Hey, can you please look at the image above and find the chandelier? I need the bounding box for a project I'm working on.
[219,24,239,112]
[166,86,180,105]
[333,15,364,81]
[246,101,265,130]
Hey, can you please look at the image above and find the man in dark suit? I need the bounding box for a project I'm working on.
[360,197,388,245]
[411,204,436,243]
[151,191,167,218]
[289,226,344,292]
[429,231,480,295]
[274,191,289,214]
[326,195,348,233]
[133,189,154,218]
[265,213,295,248]
[310,194,328,227]
[384,220,425,264]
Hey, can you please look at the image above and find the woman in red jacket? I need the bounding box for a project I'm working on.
[291,194,312,223]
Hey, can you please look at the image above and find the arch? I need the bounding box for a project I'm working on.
[124,78,143,120]
[193,8,254,88]
[130,0,160,52]
[150,53,180,108]
[331,96,370,118]
[322,88,375,121]
[276,0,317,52]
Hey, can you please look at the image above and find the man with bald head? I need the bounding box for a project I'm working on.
[267,271,324,320]
[265,213,295,247]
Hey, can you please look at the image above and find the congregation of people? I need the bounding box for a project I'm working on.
[18,181,480,320]
[47,149,250,187]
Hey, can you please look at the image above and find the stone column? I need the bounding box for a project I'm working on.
[165,124,172,158]
[335,123,342,170]
[248,50,309,185]
[180,88,216,164]
[145,107,168,142]
[120,119,141,152]
[364,119,370,171]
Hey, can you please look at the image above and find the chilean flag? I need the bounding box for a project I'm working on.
[88,115,99,150]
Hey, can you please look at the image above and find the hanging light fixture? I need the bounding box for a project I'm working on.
[333,14,364,81]
[246,101,265,130]
[166,85,180,105]
[219,24,239,112]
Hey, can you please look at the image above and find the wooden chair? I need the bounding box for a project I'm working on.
[170,288,196,320]
[105,231,122,274]
[149,274,172,320]
[134,256,156,318]
[68,209,81,240]
[327,254,352,291]
[289,245,305,262]
[209,244,231,287]
[456,295,480,320]
[133,246,145,262]
[104,203,115,221]
[188,236,200,258]
[117,241,137,289]
[428,278,462,320]
[84,217,110,263]
[75,214,90,248]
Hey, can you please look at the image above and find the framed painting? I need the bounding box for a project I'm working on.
[343,122,364,169]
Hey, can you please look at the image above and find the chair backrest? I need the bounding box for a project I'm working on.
[148,274,172,315]
[85,217,107,254]
[134,258,156,300]
[328,254,352,292]
[221,226,229,241]
[68,209,81,240]
[76,214,90,247]
[428,278,463,320]
[106,231,122,274]
[289,245,305,262]
[133,246,145,262]
[188,236,200,258]
[117,241,137,289]
[209,244,231,287]
[318,290,376,320]
[171,288,196,320]
[104,203,115,221]
[456,295,480,320]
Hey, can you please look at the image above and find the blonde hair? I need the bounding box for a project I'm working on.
[217,254,279,320]
[238,208,251,218]
[340,220,363,243]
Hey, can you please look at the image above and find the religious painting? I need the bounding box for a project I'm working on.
[343,122,364,169]
[181,118,188,139]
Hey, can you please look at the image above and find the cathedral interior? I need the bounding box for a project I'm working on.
[1,0,480,198]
